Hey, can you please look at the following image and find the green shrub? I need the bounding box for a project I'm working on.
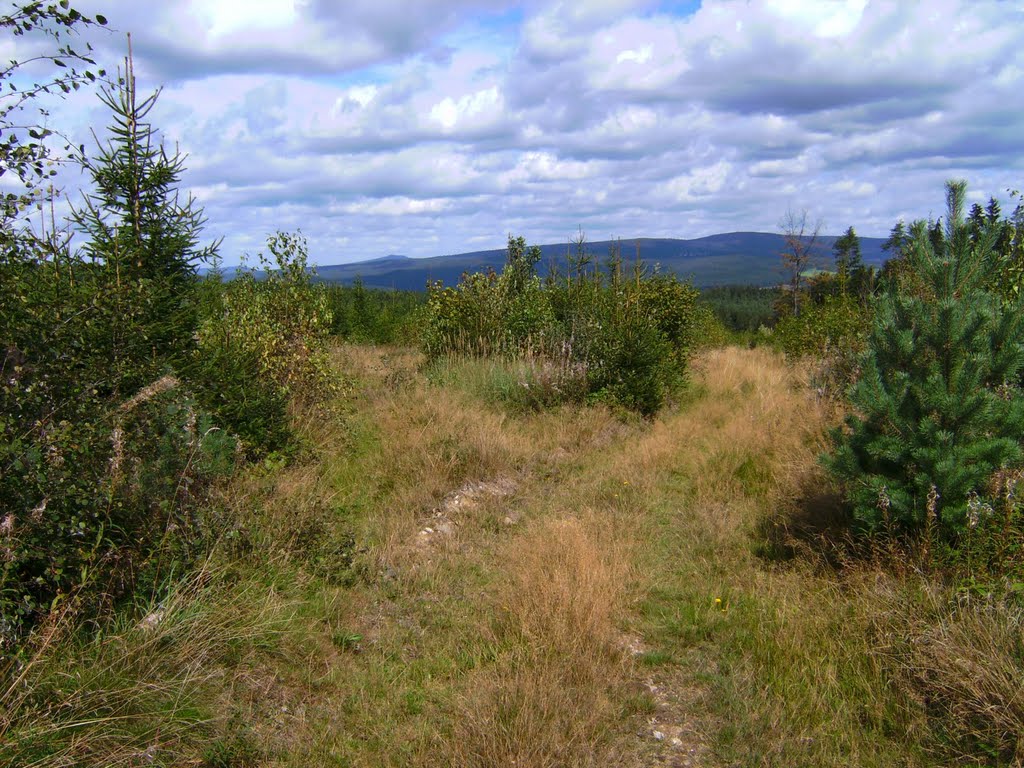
[1,373,235,647]
[424,237,554,358]
[423,236,703,415]
[1,49,232,645]
[690,302,731,349]
[586,315,674,416]
[201,231,338,403]
[773,295,868,359]
[827,181,1024,550]
[186,307,290,457]
[772,295,871,393]
[424,269,508,357]
[553,259,704,415]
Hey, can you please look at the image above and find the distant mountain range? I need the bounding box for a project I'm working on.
[226,232,889,290]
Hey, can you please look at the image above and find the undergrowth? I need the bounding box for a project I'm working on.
[5,343,1023,767]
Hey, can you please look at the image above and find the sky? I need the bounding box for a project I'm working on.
[5,0,1024,266]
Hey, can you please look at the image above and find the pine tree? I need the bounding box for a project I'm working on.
[828,181,1024,541]
[879,220,912,289]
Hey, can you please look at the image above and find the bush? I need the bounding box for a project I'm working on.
[423,236,704,415]
[1,372,235,648]
[690,301,731,349]
[186,302,290,457]
[587,314,674,415]
[199,232,338,404]
[1,50,232,645]
[773,295,871,393]
[424,236,554,358]
[424,269,510,357]
[827,181,1024,552]
[773,296,868,360]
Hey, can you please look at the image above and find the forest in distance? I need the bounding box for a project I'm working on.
[247,231,889,290]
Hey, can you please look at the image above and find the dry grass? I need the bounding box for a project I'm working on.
[600,346,927,766]
[867,577,1024,763]
[450,514,633,767]
[0,560,292,767]
[184,342,639,766]
[333,345,621,567]
[604,345,1024,767]
[12,341,1021,767]
[685,346,834,504]
[332,346,644,766]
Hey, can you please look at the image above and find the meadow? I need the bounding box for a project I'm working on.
[4,330,1023,766]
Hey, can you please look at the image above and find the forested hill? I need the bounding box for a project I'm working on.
[308,232,888,289]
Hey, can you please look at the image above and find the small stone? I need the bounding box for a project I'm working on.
[423,527,434,534]
[653,730,666,741]
[671,737,683,747]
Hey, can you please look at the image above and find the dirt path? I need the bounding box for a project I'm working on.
[244,344,827,766]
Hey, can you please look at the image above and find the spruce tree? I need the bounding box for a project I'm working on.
[828,181,1024,540]
[986,196,1002,225]
[72,41,218,393]
[881,219,909,258]
[833,225,863,296]
[928,218,945,254]
[879,220,911,289]
[968,202,986,244]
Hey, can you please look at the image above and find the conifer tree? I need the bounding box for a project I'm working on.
[879,220,911,289]
[881,219,909,258]
[828,181,1024,540]
[986,196,1002,225]
[928,218,945,254]
[833,225,863,296]
[968,202,986,244]
[72,40,218,393]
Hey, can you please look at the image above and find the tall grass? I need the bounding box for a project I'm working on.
[0,560,291,767]
[8,340,1021,767]
[451,514,633,766]
[425,345,589,412]
[623,346,1024,766]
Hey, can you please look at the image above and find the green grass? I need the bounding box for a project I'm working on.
[6,343,1022,766]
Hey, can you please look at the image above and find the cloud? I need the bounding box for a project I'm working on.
[830,179,878,198]
[7,0,1024,266]
[657,161,732,203]
[341,196,451,215]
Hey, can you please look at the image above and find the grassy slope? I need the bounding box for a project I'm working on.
[5,344,1019,766]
